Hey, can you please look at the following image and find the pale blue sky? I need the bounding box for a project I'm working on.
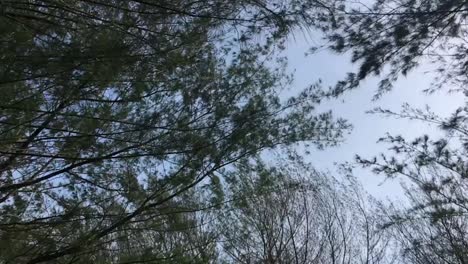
[283,34,465,199]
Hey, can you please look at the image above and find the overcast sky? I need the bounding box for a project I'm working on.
[283,34,465,199]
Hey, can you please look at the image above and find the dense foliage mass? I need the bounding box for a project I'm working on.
[0,1,346,263]
[2,0,468,263]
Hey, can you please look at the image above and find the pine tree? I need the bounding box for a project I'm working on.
[325,0,468,97]
[0,1,348,263]
[357,105,468,263]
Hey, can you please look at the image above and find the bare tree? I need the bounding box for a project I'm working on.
[218,158,395,264]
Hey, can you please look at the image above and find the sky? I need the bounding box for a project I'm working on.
[283,34,466,200]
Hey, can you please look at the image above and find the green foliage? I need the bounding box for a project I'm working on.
[0,1,349,263]
[325,0,468,97]
[356,104,468,263]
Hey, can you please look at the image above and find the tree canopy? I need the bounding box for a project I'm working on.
[0,1,349,263]
[2,0,468,263]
